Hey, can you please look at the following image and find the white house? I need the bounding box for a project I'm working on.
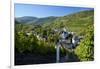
[60,28,69,40]
[72,36,80,47]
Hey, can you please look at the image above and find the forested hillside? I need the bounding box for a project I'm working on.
[43,10,94,35]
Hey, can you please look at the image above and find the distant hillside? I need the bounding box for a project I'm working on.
[15,16,57,25]
[29,16,57,25]
[15,16,38,24]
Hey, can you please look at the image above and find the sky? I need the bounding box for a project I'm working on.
[15,4,94,18]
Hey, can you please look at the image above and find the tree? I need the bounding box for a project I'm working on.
[75,25,94,61]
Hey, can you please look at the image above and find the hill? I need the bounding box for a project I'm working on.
[15,10,94,35]
[43,10,94,35]
[15,16,57,25]
[15,16,38,24]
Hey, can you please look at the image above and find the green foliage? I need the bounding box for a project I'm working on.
[15,31,66,56]
[75,25,94,61]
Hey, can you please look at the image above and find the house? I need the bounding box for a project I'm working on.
[60,28,69,40]
[71,35,84,48]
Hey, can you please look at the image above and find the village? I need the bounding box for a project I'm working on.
[25,27,84,50]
